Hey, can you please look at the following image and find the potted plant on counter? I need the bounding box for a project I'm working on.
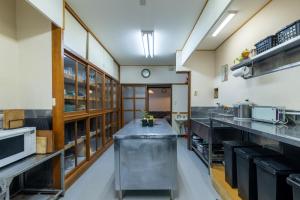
[141,111,155,127]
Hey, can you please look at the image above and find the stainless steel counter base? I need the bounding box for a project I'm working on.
[114,119,177,200]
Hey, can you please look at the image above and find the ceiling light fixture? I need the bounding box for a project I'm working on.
[212,11,237,37]
[141,31,154,58]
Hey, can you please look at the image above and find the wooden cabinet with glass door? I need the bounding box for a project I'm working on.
[89,69,97,111]
[89,115,104,157]
[64,55,87,113]
[96,72,104,111]
[105,113,112,144]
[64,119,87,176]
[62,52,120,187]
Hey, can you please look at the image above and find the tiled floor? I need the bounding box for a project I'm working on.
[63,138,220,200]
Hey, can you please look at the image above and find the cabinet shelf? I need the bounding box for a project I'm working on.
[64,136,86,150]
[65,96,75,100]
[78,96,86,101]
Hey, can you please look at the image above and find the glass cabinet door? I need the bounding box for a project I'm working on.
[76,120,86,165]
[97,116,103,150]
[89,69,97,110]
[105,113,112,143]
[77,63,87,111]
[96,73,103,110]
[64,56,76,112]
[64,122,76,175]
[112,112,118,134]
[105,77,112,110]
[113,81,118,109]
[64,147,76,175]
[90,118,97,156]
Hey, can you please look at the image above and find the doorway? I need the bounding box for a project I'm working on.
[147,86,172,124]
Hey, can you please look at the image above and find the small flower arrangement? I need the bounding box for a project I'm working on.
[141,111,155,127]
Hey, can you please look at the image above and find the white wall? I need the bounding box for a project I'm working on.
[183,51,216,107]
[172,85,188,113]
[0,0,19,109]
[26,0,63,27]
[215,0,300,110]
[16,0,52,109]
[120,66,187,84]
[0,0,52,110]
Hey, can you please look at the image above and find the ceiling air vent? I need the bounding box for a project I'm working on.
[140,0,146,6]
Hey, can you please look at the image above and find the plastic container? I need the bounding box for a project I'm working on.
[255,157,300,200]
[255,35,277,54]
[235,147,281,200]
[287,174,300,200]
[276,20,300,44]
[223,141,257,188]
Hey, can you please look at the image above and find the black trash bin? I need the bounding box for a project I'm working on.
[223,141,257,188]
[287,174,300,200]
[235,147,281,200]
[255,157,300,200]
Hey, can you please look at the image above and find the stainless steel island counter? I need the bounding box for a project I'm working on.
[114,119,177,200]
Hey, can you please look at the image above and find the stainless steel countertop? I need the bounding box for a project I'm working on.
[212,117,300,148]
[190,118,229,128]
[114,119,177,139]
[0,150,63,180]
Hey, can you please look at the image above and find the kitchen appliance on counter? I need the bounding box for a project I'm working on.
[252,106,286,124]
[233,100,252,121]
[0,127,36,168]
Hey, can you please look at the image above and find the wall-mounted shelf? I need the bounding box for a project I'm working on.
[230,35,300,78]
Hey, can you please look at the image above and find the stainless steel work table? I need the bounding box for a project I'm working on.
[114,119,177,200]
[211,117,300,148]
[0,150,64,200]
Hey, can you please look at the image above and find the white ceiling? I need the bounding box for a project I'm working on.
[197,0,270,50]
[66,0,207,66]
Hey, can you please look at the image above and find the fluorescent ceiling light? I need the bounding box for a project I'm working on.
[141,31,154,58]
[212,11,237,37]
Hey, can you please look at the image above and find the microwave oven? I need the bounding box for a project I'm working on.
[0,127,36,168]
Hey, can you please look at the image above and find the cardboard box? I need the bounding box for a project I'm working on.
[36,137,47,154]
[3,109,24,129]
[36,130,54,153]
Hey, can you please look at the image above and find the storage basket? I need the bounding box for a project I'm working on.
[255,35,277,54]
[276,20,300,44]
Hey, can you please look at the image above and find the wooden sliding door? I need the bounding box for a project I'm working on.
[121,85,146,126]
